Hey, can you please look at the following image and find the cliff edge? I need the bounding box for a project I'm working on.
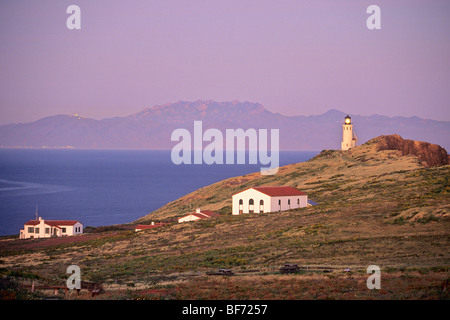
[371,134,449,167]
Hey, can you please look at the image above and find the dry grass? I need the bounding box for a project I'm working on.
[172,272,449,300]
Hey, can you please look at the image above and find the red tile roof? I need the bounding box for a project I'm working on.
[196,210,218,218]
[252,186,307,197]
[179,210,218,220]
[191,213,208,219]
[23,220,40,226]
[45,220,80,226]
[135,223,167,230]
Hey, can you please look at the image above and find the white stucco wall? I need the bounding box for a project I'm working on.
[232,189,271,215]
[178,214,201,223]
[269,195,308,212]
[341,124,356,150]
[66,222,83,236]
[21,219,48,239]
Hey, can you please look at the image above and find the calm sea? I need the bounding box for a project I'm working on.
[0,149,318,236]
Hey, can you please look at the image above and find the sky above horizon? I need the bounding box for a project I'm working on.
[0,0,449,125]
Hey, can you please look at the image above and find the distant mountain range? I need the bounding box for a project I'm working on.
[1,100,449,151]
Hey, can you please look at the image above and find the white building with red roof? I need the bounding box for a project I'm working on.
[178,208,218,223]
[19,217,83,239]
[232,186,308,215]
[135,222,167,232]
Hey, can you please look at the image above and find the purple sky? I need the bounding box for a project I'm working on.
[1,0,449,125]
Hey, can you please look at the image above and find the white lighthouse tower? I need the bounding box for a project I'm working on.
[341,115,357,150]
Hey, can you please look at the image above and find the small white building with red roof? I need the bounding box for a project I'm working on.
[135,222,168,232]
[19,217,83,239]
[232,186,308,215]
[178,208,218,223]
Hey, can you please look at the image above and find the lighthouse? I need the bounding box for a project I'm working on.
[341,115,357,150]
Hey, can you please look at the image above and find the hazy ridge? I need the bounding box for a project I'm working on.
[1,100,449,150]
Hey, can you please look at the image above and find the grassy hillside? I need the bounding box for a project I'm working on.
[0,136,448,300]
[137,135,448,223]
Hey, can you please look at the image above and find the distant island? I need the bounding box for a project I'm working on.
[1,100,449,150]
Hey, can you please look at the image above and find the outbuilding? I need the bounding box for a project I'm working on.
[135,222,167,232]
[178,208,218,223]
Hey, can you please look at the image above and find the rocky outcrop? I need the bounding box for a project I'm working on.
[373,134,449,167]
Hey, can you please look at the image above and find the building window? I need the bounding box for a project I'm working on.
[278,199,281,211]
[35,228,39,234]
[62,228,66,233]
[239,199,243,214]
[297,198,300,205]
[259,200,264,213]
[28,227,34,233]
[288,199,291,209]
[249,199,254,213]
[45,228,50,234]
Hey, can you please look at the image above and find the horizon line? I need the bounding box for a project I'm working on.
[1,100,448,126]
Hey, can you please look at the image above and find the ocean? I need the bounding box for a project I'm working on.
[0,149,318,236]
